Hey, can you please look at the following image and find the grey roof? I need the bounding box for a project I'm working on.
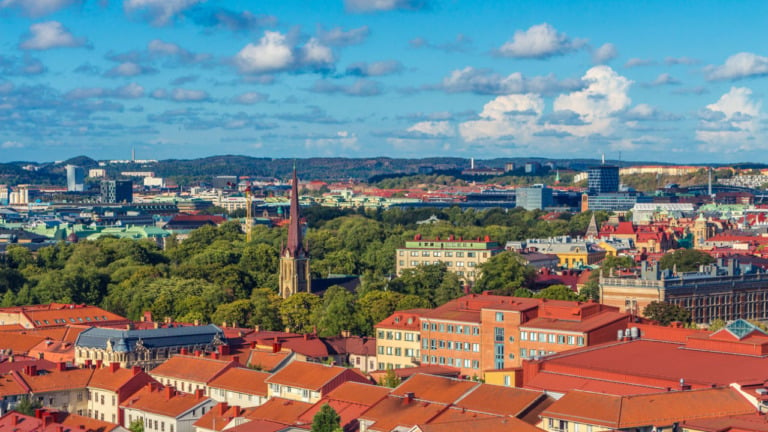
[75,324,223,352]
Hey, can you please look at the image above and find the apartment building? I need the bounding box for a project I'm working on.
[374,309,425,370]
[395,235,504,284]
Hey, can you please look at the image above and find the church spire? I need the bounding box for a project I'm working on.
[285,166,304,257]
[585,213,599,239]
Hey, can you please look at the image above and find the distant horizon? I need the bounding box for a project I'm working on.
[2,1,768,163]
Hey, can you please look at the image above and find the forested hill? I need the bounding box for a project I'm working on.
[0,155,683,185]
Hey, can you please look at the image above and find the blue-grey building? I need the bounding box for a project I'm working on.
[587,165,620,194]
[75,324,225,369]
[516,184,553,210]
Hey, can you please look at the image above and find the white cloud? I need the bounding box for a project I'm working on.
[123,0,203,26]
[705,52,768,81]
[344,0,427,13]
[553,65,632,136]
[235,31,294,74]
[317,25,370,46]
[19,21,88,50]
[345,60,403,77]
[104,62,156,77]
[592,43,618,64]
[148,39,210,64]
[232,92,268,105]
[407,121,455,137]
[305,131,359,152]
[459,93,544,142]
[301,38,334,69]
[1,141,24,149]
[624,58,655,68]
[648,73,680,86]
[696,87,762,151]
[0,0,78,17]
[437,67,584,95]
[497,23,585,59]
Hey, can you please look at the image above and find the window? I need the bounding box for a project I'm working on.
[494,327,504,342]
[464,359,471,368]
[430,339,436,350]
[447,325,454,333]
[399,251,404,256]
[520,348,527,358]
[472,343,480,352]
[431,323,437,331]
[405,333,414,341]
[433,251,441,257]
[410,251,418,257]
[377,331,384,339]
[509,336,515,342]
[422,251,430,257]
[504,375,511,386]
[467,252,476,258]
[456,261,464,267]
[399,260,404,266]
[568,336,576,345]
[456,252,464,257]
[473,327,480,335]
[557,335,565,344]
[472,360,479,369]
[378,346,384,355]
[439,324,445,332]
[445,252,453,257]
[438,340,445,348]
[495,312,504,322]
[422,339,428,349]
[468,262,476,267]
[447,341,453,349]
[463,342,470,351]
[577,336,585,346]
[548,334,556,343]
[395,332,402,340]
[410,261,419,266]
[538,333,546,342]
[405,348,414,357]
[521,331,528,341]
[386,347,392,355]
[422,323,429,330]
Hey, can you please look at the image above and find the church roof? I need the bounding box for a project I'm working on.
[75,324,224,352]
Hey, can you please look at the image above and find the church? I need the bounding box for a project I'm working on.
[279,167,311,298]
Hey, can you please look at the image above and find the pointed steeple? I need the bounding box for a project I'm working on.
[284,166,305,258]
[585,213,599,239]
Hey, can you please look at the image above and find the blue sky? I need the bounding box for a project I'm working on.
[1,0,768,164]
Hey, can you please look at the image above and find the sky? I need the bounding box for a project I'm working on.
[1,0,768,164]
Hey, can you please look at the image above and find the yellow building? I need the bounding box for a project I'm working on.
[395,235,503,284]
[374,310,423,370]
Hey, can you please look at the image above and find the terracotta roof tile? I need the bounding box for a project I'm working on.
[193,403,253,431]
[88,364,151,392]
[246,348,291,372]
[417,416,543,432]
[0,373,29,397]
[390,374,479,404]
[359,396,449,431]
[244,397,312,425]
[149,355,234,383]
[265,361,367,391]
[682,413,768,432]
[121,384,210,417]
[18,367,94,393]
[453,384,545,417]
[207,367,269,396]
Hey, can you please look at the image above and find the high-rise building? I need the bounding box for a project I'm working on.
[516,184,553,210]
[587,165,620,194]
[101,180,133,203]
[66,165,85,192]
[279,168,310,298]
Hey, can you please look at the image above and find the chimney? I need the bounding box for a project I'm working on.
[154,321,160,329]
[195,388,205,399]
[35,409,44,419]
[43,413,53,426]
[217,402,229,415]
[26,365,38,376]
[194,350,202,357]
[165,386,175,400]
[11,415,19,426]
[57,426,65,432]
[254,325,260,332]
[250,341,256,349]
[303,334,309,341]
[341,330,351,338]
[404,392,415,404]
[84,359,92,368]
[193,319,200,326]
[211,352,219,360]
[57,362,66,372]
[132,366,141,376]
[126,323,133,330]
[96,359,103,369]
[180,348,188,355]
[218,345,230,356]
[272,343,282,353]
[109,362,120,373]
[232,356,240,365]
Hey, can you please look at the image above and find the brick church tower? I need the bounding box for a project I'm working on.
[279,167,311,298]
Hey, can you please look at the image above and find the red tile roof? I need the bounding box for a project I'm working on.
[223,419,287,432]
[681,413,768,432]
[0,410,121,432]
[265,361,368,391]
[296,382,389,428]
[246,348,291,372]
[417,416,543,432]
[244,397,312,425]
[359,396,449,432]
[193,403,253,431]
[21,305,128,328]
[17,367,94,393]
[207,367,269,396]
[149,355,235,383]
[0,373,29,398]
[88,364,150,392]
[390,374,479,404]
[121,384,209,417]
[542,388,755,428]
[452,384,545,417]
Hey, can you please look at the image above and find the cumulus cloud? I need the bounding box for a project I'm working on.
[624,58,655,68]
[234,31,333,74]
[592,43,618,64]
[459,65,633,144]
[705,52,768,81]
[621,104,681,121]
[0,0,79,17]
[124,0,203,26]
[151,88,211,102]
[187,6,276,32]
[344,0,428,13]
[497,23,585,59]
[317,25,370,46]
[407,121,456,137]
[435,67,585,96]
[19,21,89,50]
[696,87,762,151]
[345,60,403,77]
[103,62,157,78]
[310,79,381,97]
[304,131,359,152]
[231,92,268,105]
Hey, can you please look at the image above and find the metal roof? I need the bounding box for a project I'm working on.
[75,324,223,352]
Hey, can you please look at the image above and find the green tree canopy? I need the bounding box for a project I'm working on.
[311,403,341,432]
[280,292,321,334]
[659,249,715,273]
[474,251,536,295]
[643,301,691,325]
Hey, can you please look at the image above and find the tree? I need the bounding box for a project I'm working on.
[642,301,691,325]
[708,318,726,332]
[250,288,283,330]
[279,293,321,334]
[15,396,43,416]
[580,255,636,301]
[129,419,145,432]
[211,299,255,328]
[659,249,715,273]
[533,284,581,301]
[381,367,401,388]
[311,403,341,432]
[313,286,358,337]
[474,251,536,295]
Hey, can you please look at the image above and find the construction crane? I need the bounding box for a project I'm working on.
[245,186,253,242]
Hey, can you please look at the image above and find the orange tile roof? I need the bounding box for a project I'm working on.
[193,403,253,431]
[224,419,287,432]
[246,348,291,371]
[417,416,543,432]
[264,361,366,391]
[453,384,545,417]
[520,310,629,333]
[0,410,121,432]
[524,371,668,395]
[390,374,479,404]
[149,355,234,383]
[121,385,210,417]
[244,397,312,425]
[28,339,75,363]
[0,372,29,397]
[0,332,46,354]
[207,367,269,396]
[682,413,768,432]
[23,305,128,328]
[359,396,448,431]
[18,367,94,393]
[58,411,122,432]
[88,364,150,392]
[323,381,389,406]
[542,388,755,428]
